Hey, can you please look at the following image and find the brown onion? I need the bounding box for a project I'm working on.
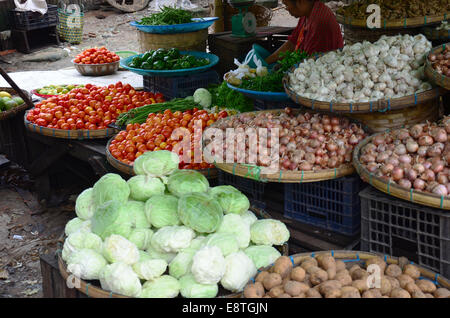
[406,140,419,153]
[398,179,412,189]
[392,167,404,181]
[432,184,448,196]
[418,135,434,146]
[413,178,426,190]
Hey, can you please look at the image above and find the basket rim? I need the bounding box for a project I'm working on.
[353,132,450,210]
[0,88,32,121]
[424,43,450,90]
[72,59,120,67]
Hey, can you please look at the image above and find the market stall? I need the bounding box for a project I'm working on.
[1,1,450,300]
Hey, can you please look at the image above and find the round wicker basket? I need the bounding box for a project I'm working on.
[336,13,448,29]
[424,43,450,91]
[0,88,32,121]
[57,207,289,298]
[353,133,450,210]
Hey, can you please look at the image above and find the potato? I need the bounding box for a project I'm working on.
[403,264,420,280]
[385,276,400,289]
[380,277,392,296]
[317,254,337,280]
[318,280,342,296]
[335,271,353,287]
[336,260,346,272]
[390,288,411,298]
[340,286,361,298]
[415,279,437,294]
[324,289,342,298]
[268,285,284,298]
[283,281,304,297]
[385,264,402,278]
[277,293,292,298]
[434,288,450,298]
[352,279,369,293]
[290,266,306,282]
[362,290,380,298]
[304,274,313,287]
[411,290,427,298]
[349,265,361,276]
[255,271,270,284]
[263,273,283,291]
[282,276,290,287]
[301,258,318,272]
[273,256,293,278]
[351,268,369,281]
[365,256,387,274]
[293,293,306,298]
[306,265,322,275]
[397,274,414,289]
[425,293,435,298]
[310,268,328,286]
[398,256,409,269]
[244,282,265,298]
[295,282,310,294]
[305,288,322,298]
[404,282,421,294]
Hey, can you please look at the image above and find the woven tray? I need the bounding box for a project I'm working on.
[283,69,444,114]
[353,133,450,210]
[24,110,118,140]
[0,88,32,121]
[424,43,450,91]
[208,109,370,184]
[343,24,423,45]
[105,135,218,179]
[57,206,289,298]
[243,250,450,296]
[422,26,450,41]
[336,13,448,29]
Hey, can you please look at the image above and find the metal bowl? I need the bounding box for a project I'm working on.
[72,60,119,76]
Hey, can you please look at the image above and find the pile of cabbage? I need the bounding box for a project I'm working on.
[62,150,290,298]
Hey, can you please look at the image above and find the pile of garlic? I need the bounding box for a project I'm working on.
[288,34,433,103]
[436,21,450,31]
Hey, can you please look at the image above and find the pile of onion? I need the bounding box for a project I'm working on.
[210,107,367,171]
[429,48,450,77]
[359,117,450,197]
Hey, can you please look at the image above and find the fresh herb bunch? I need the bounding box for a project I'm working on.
[138,6,193,26]
[209,82,254,113]
[239,50,309,92]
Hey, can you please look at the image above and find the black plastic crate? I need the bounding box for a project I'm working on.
[360,186,450,279]
[0,109,30,166]
[9,5,58,31]
[143,70,219,100]
[284,175,365,236]
[217,170,266,209]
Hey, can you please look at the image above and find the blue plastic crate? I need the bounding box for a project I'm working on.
[284,175,365,236]
[143,70,219,100]
[218,170,266,210]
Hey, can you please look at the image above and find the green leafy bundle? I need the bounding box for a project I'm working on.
[208,82,254,113]
[138,6,193,26]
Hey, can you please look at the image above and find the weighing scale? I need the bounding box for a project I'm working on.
[228,0,257,38]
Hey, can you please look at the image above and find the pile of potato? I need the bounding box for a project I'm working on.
[243,255,450,298]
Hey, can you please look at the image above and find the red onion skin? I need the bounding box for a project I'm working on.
[421,169,436,182]
[433,184,448,196]
[392,167,404,181]
[413,178,426,190]
[418,135,434,146]
[398,179,412,189]
[406,169,418,181]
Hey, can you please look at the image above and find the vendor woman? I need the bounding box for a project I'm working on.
[266,0,344,64]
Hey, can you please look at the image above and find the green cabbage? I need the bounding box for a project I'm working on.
[220,251,257,292]
[138,250,152,262]
[202,233,239,257]
[128,228,154,250]
[250,219,290,246]
[178,192,223,234]
[209,185,250,215]
[216,214,250,249]
[241,210,258,227]
[146,245,177,263]
[62,232,102,262]
[100,262,142,297]
[145,194,180,228]
[126,200,150,229]
[92,173,130,206]
[193,88,212,108]
[167,170,210,197]
[91,200,132,240]
[75,188,95,220]
[191,246,226,285]
[127,175,165,202]
[140,275,180,298]
[67,249,107,280]
[132,259,167,281]
[102,234,139,265]
[179,274,218,298]
[133,150,179,178]
[244,245,281,269]
[65,217,91,236]
[168,237,205,279]
[150,225,195,253]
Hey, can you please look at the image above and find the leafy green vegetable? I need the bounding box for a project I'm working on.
[179,274,218,298]
[91,201,132,240]
[167,169,210,197]
[208,82,254,113]
[145,194,180,229]
[133,150,179,178]
[138,7,193,26]
[141,275,180,298]
[92,173,130,207]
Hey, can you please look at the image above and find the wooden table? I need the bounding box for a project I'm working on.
[208,26,295,77]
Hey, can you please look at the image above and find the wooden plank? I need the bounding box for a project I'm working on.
[40,254,55,298]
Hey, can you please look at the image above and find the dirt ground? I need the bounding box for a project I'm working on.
[0,2,297,298]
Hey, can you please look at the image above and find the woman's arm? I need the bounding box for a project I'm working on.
[265,40,295,64]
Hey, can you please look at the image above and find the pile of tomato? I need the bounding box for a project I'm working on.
[109,108,228,167]
[74,47,120,65]
[26,82,164,130]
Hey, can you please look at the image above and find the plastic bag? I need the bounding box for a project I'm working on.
[14,0,47,14]
[253,55,268,77]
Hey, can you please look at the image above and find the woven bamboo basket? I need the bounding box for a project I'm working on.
[0,88,32,121]
[57,206,289,298]
[243,250,450,297]
[105,135,218,179]
[422,26,450,42]
[336,13,449,29]
[347,97,441,133]
[208,108,370,184]
[283,69,445,114]
[425,43,450,91]
[24,110,118,140]
[342,24,423,45]
[353,133,450,210]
